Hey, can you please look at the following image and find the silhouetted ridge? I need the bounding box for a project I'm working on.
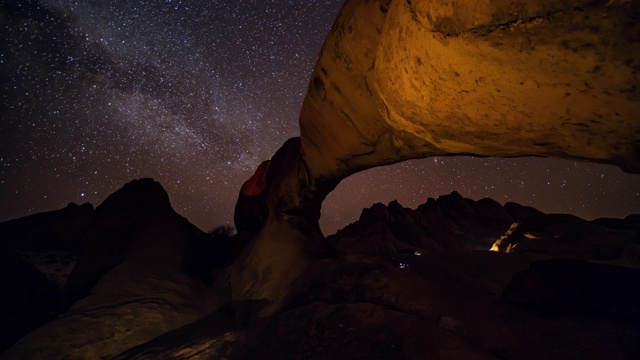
[328,192,516,255]
[0,202,94,253]
[328,192,640,260]
[1,187,639,358]
[95,178,173,221]
[0,178,230,357]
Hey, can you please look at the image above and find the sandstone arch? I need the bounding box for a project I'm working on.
[229,0,640,308]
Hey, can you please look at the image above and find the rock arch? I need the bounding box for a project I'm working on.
[228,0,640,309]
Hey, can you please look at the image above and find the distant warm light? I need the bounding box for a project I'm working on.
[490,222,520,251]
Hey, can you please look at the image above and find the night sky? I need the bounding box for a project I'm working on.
[1,0,639,236]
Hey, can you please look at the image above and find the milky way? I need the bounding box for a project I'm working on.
[1,0,639,235]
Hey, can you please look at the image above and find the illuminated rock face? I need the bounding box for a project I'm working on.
[232,0,640,304]
[301,0,640,180]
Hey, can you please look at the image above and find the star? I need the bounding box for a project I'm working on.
[0,0,638,236]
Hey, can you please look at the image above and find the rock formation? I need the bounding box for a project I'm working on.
[112,191,639,359]
[327,191,514,255]
[3,184,639,359]
[0,202,94,254]
[504,258,640,319]
[490,213,639,259]
[4,0,640,358]
[0,202,95,352]
[1,179,231,359]
[114,238,640,359]
[0,252,60,352]
[327,191,639,261]
[301,0,640,179]
[230,0,640,308]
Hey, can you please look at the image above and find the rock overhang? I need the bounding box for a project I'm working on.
[300,0,640,179]
[231,0,640,305]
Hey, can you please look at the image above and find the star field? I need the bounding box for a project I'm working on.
[1,0,639,235]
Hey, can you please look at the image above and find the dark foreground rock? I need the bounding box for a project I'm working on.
[3,184,639,359]
[504,258,640,319]
[108,189,640,359]
[0,202,94,254]
[113,252,640,359]
[490,214,639,260]
[0,202,94,353]
[0,252,60,352]
[0,179,232,359]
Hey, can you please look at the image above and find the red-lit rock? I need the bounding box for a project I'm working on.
[240,160,270,197]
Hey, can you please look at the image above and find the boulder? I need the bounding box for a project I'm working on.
[1,179,230,359]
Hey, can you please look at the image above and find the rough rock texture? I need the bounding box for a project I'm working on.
[227,138,332,308]
[1,179,230,359]
[6,0,640,357]
[230,0,640,307]
[300,0,640,180]
[223,177,640,358]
